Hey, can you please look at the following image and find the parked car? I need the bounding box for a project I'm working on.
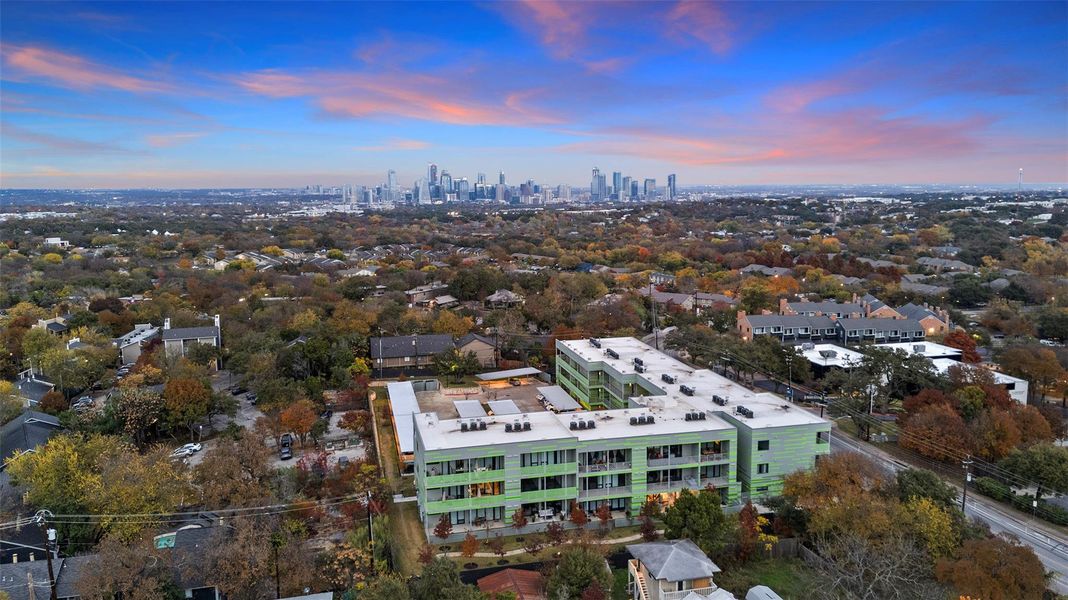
[279,446,293,461]
[246,392,258,404]
[337,456,350,469]
[231,386,248,395]
[508,378,522,386]
[280,433,293,448]
[320,409,333,420]
[170,443,202,458]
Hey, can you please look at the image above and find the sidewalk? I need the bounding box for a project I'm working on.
[437,530,662,558]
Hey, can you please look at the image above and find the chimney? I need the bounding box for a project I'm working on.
[852,292,858,303]
[164,318,171,330]
[779,298,789,314]
[737,310,747,320]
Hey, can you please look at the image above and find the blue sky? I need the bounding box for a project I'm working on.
[1,1,1065,188]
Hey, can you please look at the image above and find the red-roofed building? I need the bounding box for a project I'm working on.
[477,568,546,600]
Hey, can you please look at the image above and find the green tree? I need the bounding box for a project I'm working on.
[409,558,483,600]
[895,468,957,510]
[348,575,411,600]
[545,545,612,600]
[662,487,733,557]
[999,444,1068,501]
[432,348,481,383]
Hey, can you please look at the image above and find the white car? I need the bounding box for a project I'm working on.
[170,443,203,458]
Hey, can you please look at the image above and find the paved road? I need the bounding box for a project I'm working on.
[831,431,1068,594]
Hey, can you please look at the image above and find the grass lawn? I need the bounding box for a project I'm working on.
[371,385,424,575]
[714,557,819,600]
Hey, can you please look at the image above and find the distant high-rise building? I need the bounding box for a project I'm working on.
[591,167,607,201]
[417,179,431,205]
[495,183,507,202]
[440,171,453,195]
[644,178,656,199]
[667,174,677,200]
[455,178,470,200]
[477,172,486,185]
[387,170,398,203]
[630,179,639,199]
[428,163,438,186]
[621,176,632,200]
[557,184,571,202]
[612,171,622,200]
[499,171,506,185]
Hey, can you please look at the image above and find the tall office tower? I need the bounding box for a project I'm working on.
[477,172,487,185]
[621,176,632,200]
[667,174,677,200]
[591,167,607,201]
[541,188,552,204]
[495,183,507,202]
[455,177,470,200]
[558,184,571,202]
[630,179,639,199]
[612,171,622,200]
[499,171,506,185]
[387,170,398,202]
[644,178,656,199]
[440,171,453,195]
[428,163,438,186]
[520,181,532,197]
[417,179,431,205]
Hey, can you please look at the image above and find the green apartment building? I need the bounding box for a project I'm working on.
[412,337,830,540]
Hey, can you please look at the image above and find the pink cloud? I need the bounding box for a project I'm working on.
[1,121,131,154]
[664,0,734,55]
[1,44,167,92]
[234,69,561,126]
[145,132,208,148]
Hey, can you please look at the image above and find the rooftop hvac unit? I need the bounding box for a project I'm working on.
[736,406,754,419]
[819,350,837,358]
[633,357,644,367]
[513,421,521,432]
[630,417,638,425]
[647,415,655,424]
[637,416,647,425]
[680,384,696,396]
[578,420,588,430]
[698,412,706,420]
[586,420,595,429]
[606,349,619,359]
[505,423,514,432]
[912,344,925,353]
[712,395,727,406]
[801,342,815,350]
[635,364,646,373]
[685,413,693,421]
[570,421,579,430]
[479,420,487,430]
[662,373,677,384]
[590,338,602,348]
[523,422,532,431]
[461,422,470,432]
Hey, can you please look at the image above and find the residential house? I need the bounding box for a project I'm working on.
[856,257,901,270]
[0,555,92,600]
[894,302,951,335]
[900,280,950,296]
[736,313,837,343]
[457,333,497,367]
[114,324,160,365]
[162,316,221,367]
[406,282,450,305]
[14,371,55,406]
[477,568,546,600]
[835,318,925,344]
[370,333,496,369]
[34,315,69,335]
[916,256,974,273]
[43,237,70,248]
[304,256,347,271]
[691,292,737,313]
[637,288,695,312]
[1,411,62,472]
[627,539,732,600]
[931,245,961,257]
[860,294,903,319]
[739,265,792,277]
[649,272,677,286]
[337,265,380,278]
[485,289,525,309]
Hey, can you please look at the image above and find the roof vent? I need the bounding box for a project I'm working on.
[523,421,532,431]
[680,384,695,396]
[712,395,727,406]
[586,420,595,429]
[461,422,469,432]
[606,348,619,359]
[505,423,514,432]
[570,421,579,430]
[590,338,602,348]
[661,373,677,384]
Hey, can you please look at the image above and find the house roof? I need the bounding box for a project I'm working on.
[14,378,54,403]
[161,326,219,341]
[369,334,455,359]
[836,318,923,332]
[627,539,721,582]
[786,301,863,315]
[45,321,68,333]
[457,333,495,348]
[477,568,545,599]
[486,289,523,302]
[744,315,836,329]
[1,411,62,468]
[895,303,942,322]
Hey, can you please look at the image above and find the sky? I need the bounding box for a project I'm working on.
[1,1,1066,189]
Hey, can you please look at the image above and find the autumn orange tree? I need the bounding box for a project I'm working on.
[280,399,318,446]
[942,330,982,363]
[935,534,1046,600]
[460,533,479,557]
[163,377,212,438]
[736,501,778,563]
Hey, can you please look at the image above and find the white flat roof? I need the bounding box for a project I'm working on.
[486,399,522,415]
[875,341,962,358]
[477,367,542,381]
[386,381,419,454]
[558,337,826,429]
[930,358,1026,385]
[799,344,865,368]
[454,400,487,419]
[537,385,582,412]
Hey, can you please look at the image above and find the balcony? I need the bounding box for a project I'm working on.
[579,461,631,474]
[424,468,504,487]
[578,485,632,499]
[518,486,578,503]
[425,494,506,513]
[699,452,728,463]
[646,479,698,493]
[647,455,701,468]
[519,462,576,478]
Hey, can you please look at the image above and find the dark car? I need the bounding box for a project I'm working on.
[246,392,258,404]
[280,433,293,448]
[320,409,333,420]
[508,377,522,386]
[231,386,248,395]
[279,446,293,461]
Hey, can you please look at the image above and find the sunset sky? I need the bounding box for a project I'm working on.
[2,1,1066,188]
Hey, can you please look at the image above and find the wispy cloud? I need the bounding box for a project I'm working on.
[664,0,734,55]
[145,132,209,148]
[352,138,430,152]
[1,44,168,92]
[1,121,132,154]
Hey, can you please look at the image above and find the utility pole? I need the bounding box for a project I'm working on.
[33,510,58,600]
[367,490,375,574]
[272,535,281,599]
[649,279,659,351]
[961,455,973,512]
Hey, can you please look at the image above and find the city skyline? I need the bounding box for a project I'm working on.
[2,1,1066,189]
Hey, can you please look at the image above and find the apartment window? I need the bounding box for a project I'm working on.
[757,464,769,474]
[404,356,411,362]
[756,486,769,493]
[757,440,770,451]
[817,432,830,444]
[785,328,795,335]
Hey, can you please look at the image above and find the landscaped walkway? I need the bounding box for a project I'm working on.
[437,529,663,558]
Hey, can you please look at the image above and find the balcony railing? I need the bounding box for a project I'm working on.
[578,485,632,499]
[647,455,701,468]
[579,461,631,473]
[646,479,697,493]
[662,588,721,600]
[699,452,728,463]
